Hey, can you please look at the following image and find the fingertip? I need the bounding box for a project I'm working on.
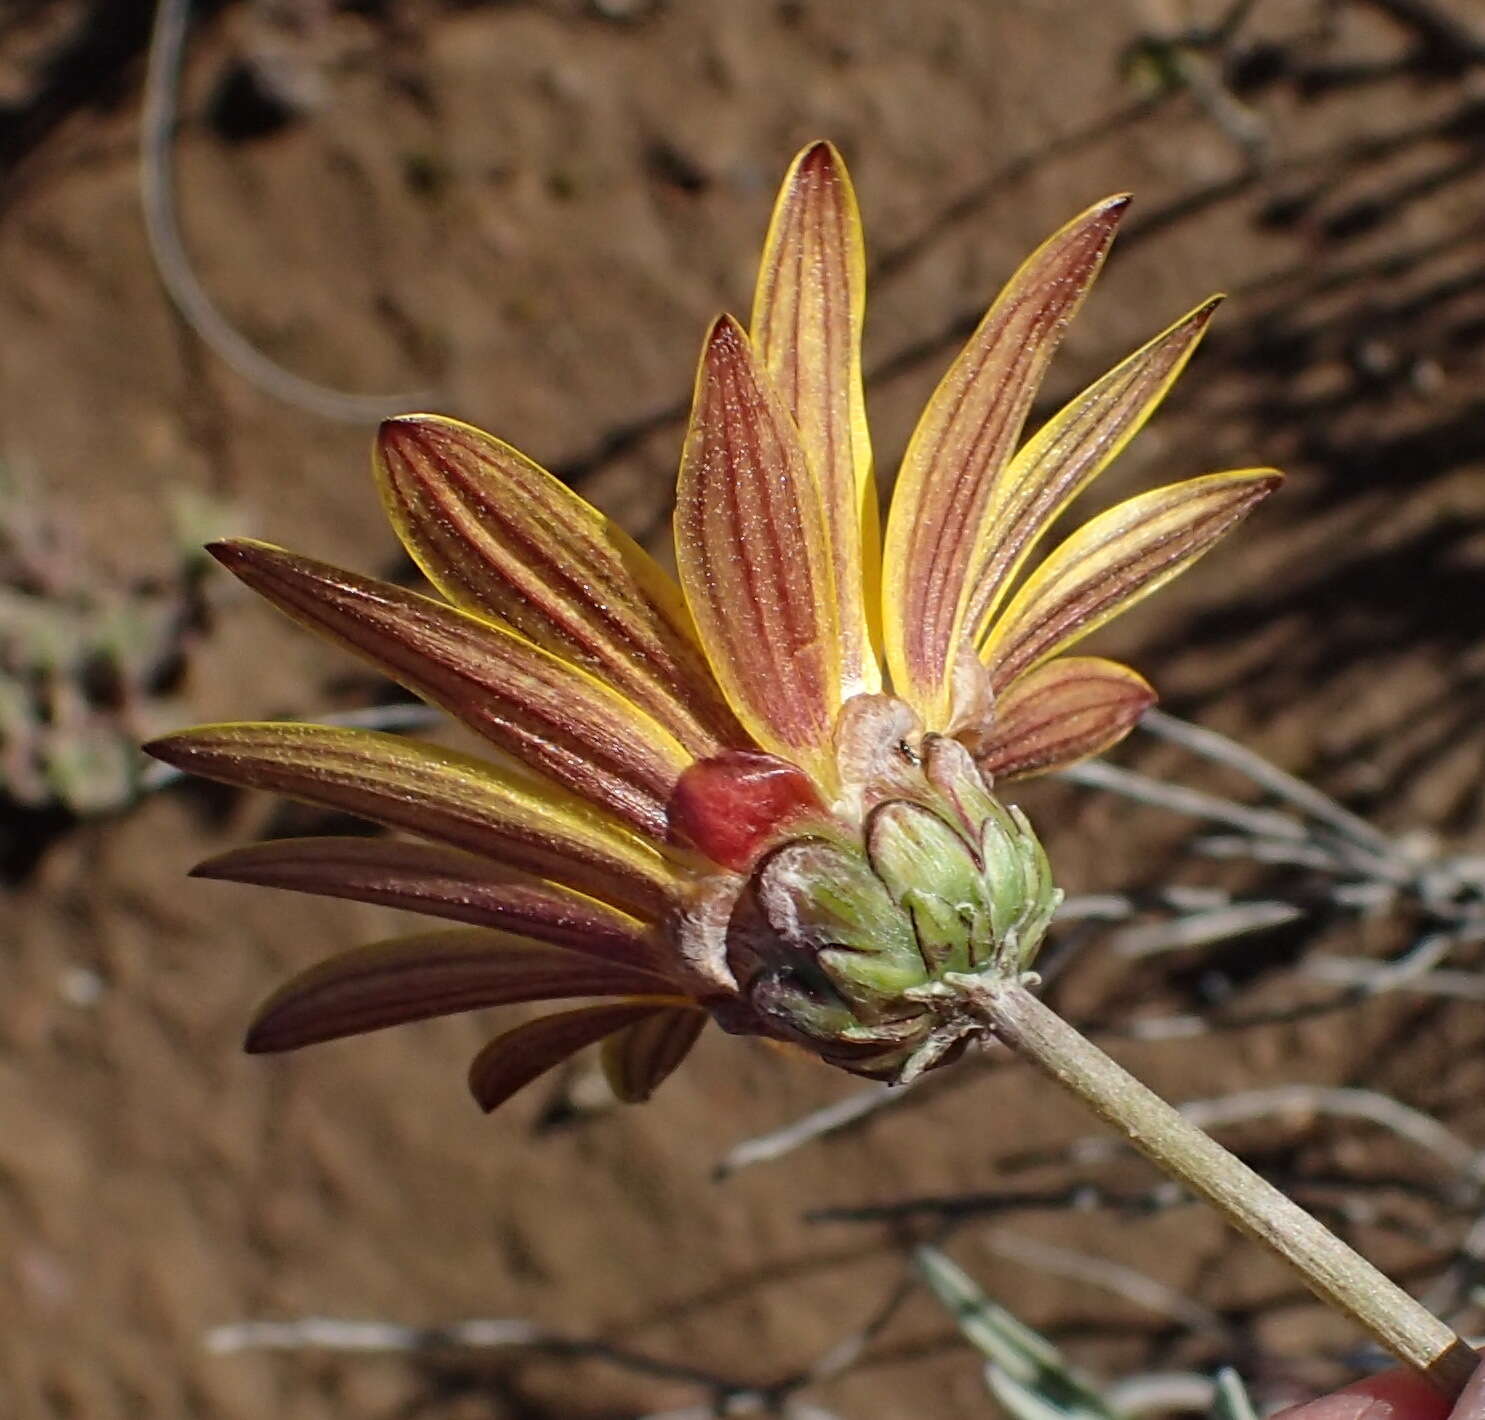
[1275,1365,1470,1420]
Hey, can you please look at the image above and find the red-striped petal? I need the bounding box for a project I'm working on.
[143,723,685,918]
[964,296,1222,644]
[963,657,1154,780]
[751,140,880,697]
[882,196,1129,729]
[982,470,1281,690]
[675,315,843,785]
[209,539,690,838]
[245,929,679,1053]
[376,415,743,757]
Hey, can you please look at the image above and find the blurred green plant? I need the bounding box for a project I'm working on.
[915,1244,1262,1420]
[1211,1367,1261,1420]
[916,1244,1123,1420]
[0,464,223,816]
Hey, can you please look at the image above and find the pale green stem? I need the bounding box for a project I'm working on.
[952,974,1479,1398]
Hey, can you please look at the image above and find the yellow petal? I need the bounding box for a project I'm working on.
[600,1005,707,1103]
[245,928,679,1053]
[376,415,742,757]
[882,195,1129,728]
[467,999,684,1113]
[143,723,685,918]
[210,539,691,838]
[982,470,1282,690]
[751,140,880,697]
[675,315,842,786]
[963,656,1154,779]
[192,837,665,972]
[965,296,1222,644]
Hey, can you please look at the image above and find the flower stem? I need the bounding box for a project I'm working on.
[954,974,1478,1397]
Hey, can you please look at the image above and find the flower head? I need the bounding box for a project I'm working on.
[146,143,1278,1112]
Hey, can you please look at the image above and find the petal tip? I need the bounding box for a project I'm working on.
[140,733,183,765]
[1064,192,1133,246]
[380,411,436,432]
[376,414,410,445]
[204,538,239,565]
[1080,192,1133,240]
[467,1053,506,1113]
[375,418,418,470]
[700,314,756,385]
[797,138,843,173]
[187,849,256,884]
[242,1017,280,1055]
[376,413,446,460]
[705,312,749,355]
[206,537,276,576]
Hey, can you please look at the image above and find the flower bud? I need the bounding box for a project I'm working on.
[677,726,1062,1083]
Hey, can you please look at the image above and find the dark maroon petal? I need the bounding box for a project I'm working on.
[600,1006,706,1103]
[245,930,679,1052]
[466,1000,677,1113]
[193,836,667,972]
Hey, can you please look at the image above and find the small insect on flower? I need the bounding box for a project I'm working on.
[146,143,1278,1113]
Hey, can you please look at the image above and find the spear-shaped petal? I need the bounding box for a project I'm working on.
[192,837,663,970]
[245,928,679,1052]
[376,415,742,757]
[882,195,1129,729]
[981,469,1281,690]
[209,539,692,837]
[964,296,1223,644]
[144,723,685,917]
[467,1000,684,1113]
[963,657,1155,780]
[752,139,880,697]
[675,316,843,788]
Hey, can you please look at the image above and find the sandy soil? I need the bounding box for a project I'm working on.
[5,1,1485,1416]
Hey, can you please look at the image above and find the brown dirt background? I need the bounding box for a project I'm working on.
[6,1,1485,1416]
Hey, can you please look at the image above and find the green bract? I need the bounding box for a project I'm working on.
[697,732,1061,1083]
